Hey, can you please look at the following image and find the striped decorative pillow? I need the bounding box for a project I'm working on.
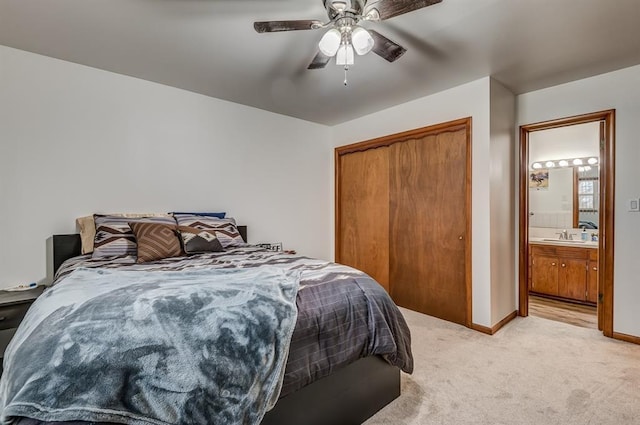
[92,215,177,259]
[173,214,245,249]
[129,222,183,263]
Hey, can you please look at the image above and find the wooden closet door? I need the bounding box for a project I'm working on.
[389,128,468,325]
[337,147,390,290]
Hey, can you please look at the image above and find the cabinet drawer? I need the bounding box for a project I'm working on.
[530,245,557,257]
[589,248,598,261]
[530,244,589,260]
[0,303,32,330]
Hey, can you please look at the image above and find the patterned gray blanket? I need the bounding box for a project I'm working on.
[0,266,300,425]
[1,247,413,425]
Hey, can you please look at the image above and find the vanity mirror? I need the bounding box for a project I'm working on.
[528,122,600,229]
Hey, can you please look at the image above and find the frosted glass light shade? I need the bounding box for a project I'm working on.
[572,158,583,165]
[558,160,569,167]
[336,44,354,65]
[588,157,598,165]
[319,29,341,57]
[351,26,374,55]
[545,161,555,168]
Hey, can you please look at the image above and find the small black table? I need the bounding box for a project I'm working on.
[0,286,45,376]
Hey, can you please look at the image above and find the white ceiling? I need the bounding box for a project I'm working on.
[1,0,640,125]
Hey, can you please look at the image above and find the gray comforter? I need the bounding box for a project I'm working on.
[0,267,300,425]
[1,247,413,425]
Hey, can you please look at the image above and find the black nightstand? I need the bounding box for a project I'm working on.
[0,286,45,376]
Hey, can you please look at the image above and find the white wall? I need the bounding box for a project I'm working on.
[331,77,496,328]
[0,46,332,288]
[489,79,516,326]
[518,64,640,337]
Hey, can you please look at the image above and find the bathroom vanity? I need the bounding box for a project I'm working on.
[528,238,598,305]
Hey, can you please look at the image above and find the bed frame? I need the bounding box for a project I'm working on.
[46,231,401,425]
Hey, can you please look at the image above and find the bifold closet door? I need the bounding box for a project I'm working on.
[389,128,468,325]
[337,147,390,291]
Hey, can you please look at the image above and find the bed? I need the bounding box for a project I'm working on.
[1,224,412,425]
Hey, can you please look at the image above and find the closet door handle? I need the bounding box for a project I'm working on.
[561,263,566,268]
[551,262,556,266]
[458,236,463,240]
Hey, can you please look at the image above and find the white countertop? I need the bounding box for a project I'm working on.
[529,237,598,248]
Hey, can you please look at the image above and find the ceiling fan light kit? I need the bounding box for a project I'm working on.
[254,0,443,82]
[319,24,373,60]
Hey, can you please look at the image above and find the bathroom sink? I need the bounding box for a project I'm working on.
[541,239,586,243]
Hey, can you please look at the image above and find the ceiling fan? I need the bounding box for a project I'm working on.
[254,0,443,72]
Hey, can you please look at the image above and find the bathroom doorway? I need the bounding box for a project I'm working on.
[519,110,615,336]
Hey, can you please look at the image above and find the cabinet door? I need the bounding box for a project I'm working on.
[587,260,598,303]
[337,147,390,291]
[531,254,559,296]
[558,258,588,301]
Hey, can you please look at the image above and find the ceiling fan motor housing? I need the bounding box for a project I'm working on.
[324,0,366,18]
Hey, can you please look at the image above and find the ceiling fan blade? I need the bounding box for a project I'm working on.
[369,30,407,62]
[308,51,331,70]
[365,0,442,21]
[254,20,323,33]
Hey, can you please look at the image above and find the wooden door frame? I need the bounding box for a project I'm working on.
[335,117,473,327]
[519,110,615,337]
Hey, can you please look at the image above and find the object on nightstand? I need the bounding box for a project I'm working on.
[2,282,38,292]
[256,242,283,252]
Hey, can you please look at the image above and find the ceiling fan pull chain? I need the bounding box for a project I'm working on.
[344,65,349,86]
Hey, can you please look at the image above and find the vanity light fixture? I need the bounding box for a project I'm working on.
[530,156,600,170]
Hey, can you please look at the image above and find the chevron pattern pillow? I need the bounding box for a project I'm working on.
[92,215,177,259]
[129,222,183,263]
[174,214,246,248]
[178,226,224,254]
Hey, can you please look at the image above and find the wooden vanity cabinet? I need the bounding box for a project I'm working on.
[529,244,597,305]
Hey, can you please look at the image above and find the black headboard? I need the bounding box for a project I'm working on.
[47,225,248,277]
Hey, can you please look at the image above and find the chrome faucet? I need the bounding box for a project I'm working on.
[556,229,569,240]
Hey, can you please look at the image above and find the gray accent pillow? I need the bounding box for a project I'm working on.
[173,214,246,249]
[178,225,224,254]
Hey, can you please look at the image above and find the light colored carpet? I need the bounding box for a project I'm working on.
[365,308,640,425]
